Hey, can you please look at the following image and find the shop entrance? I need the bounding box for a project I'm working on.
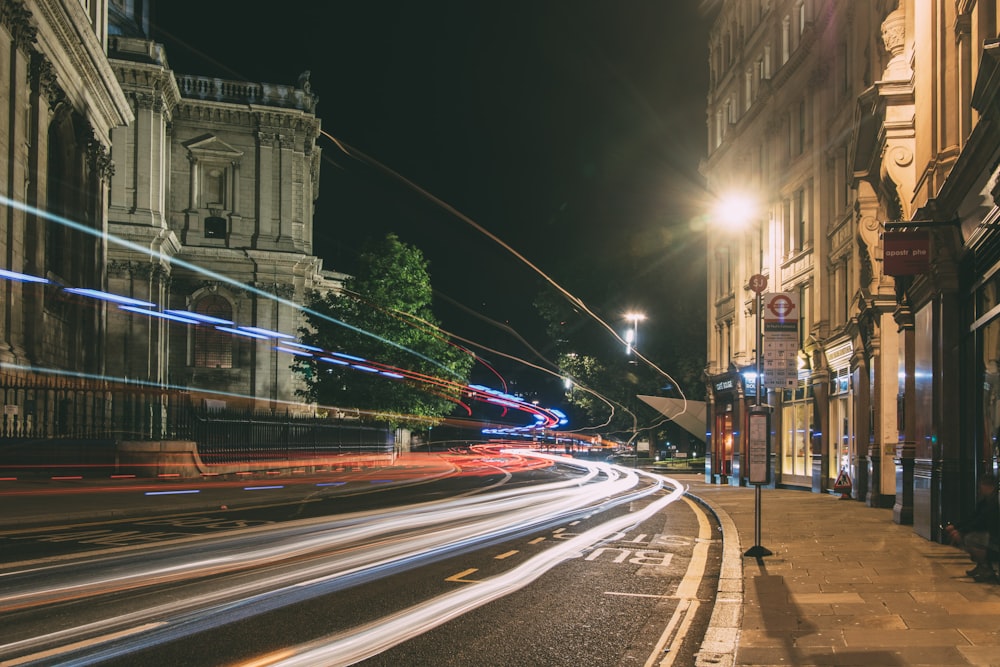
[713,409,735,481]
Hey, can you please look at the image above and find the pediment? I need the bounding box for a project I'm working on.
[183,134,243,160]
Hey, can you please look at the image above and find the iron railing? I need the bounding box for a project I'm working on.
[0,371,393,467]
[192,409,392,464]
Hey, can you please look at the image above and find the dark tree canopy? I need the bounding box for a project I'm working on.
[297,234,474,427]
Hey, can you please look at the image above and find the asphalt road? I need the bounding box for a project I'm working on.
[0,453,721,666]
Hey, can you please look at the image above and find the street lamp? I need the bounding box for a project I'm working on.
[714,192,772,558]
[623,312,645,465]
[624,312,645,359]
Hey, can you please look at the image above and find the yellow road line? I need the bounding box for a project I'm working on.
[3,622,164,666]
[445,568,480,583]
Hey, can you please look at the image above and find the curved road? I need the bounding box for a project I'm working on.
[0,450,721,666]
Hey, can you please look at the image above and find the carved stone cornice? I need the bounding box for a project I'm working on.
[86,133,115,181]
[30,54,65,110]
[30,0,133,138]
[179,280,252,300]
[107,260,170,282]
[252,281,295,299]
[1,0,37,53]
[111,59,181,115]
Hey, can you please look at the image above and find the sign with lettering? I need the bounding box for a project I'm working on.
[748,409,770,485]
[714,378,735,393]
[762,292,800,388]
[884,231,930,276]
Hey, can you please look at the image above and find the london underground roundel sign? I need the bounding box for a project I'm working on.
[765,293,797,321]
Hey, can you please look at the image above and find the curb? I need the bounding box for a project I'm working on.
[684,489,743,667]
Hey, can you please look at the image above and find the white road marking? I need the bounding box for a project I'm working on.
[643,495,713,667]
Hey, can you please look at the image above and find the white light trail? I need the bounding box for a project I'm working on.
[0,456,672,667]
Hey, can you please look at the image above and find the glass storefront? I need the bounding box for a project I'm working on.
[781,383,813,477]
[829,371,852,482]
[714,408,735,477]
[973,250,1000,476]
[980,314,1000,471]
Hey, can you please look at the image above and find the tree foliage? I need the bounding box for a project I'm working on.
[296,234,474,427]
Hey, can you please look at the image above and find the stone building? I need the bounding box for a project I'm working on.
[0,0,131,373]
[703,0,1000,541]
[0,0,341,412]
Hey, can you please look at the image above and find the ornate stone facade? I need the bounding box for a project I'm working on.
[0,0,343,412]
[103,8,342,410]
[704,0,1000,541]
[0,0,132,372]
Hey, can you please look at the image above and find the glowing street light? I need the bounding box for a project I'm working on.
[624,312,646,357]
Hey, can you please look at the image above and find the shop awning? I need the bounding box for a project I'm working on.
[637,395,707,443]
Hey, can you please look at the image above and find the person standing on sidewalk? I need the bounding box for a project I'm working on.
[944,473,999,582]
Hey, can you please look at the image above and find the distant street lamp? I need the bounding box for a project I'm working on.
[623,312,645,465]
[714,192,772,558]
[624,312,645,359]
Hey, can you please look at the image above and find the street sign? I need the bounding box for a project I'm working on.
[748,408,770,485]
[762,292,800,389]
[884,231,930,276]
[748,273,768,294]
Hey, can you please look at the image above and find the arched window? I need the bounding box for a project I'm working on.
[193,295,233,368]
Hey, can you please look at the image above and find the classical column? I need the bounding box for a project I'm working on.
[894,296,915,525]
[851,346,870,501]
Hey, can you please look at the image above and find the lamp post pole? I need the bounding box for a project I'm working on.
[624,312,645,466]
[745,220,772,558]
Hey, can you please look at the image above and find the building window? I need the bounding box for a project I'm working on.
[829,374,852,481]
[799,284,810,348]
[782,198,792,256]
[203,166,226,208]
[193,295,233,369]
[745,68,754,111]
[796,187,806,250]
[797,99,807,154]
[205,216,227,239]
[781,16,790,64]
[781,384,813,476]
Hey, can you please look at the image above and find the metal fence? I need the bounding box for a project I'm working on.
[0,373,185,441]
[192,409,393,464]
[0,371,393,467]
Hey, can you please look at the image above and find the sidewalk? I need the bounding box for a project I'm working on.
[683,475,1000,667]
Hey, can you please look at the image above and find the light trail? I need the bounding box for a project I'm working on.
[0,198,575,437]
[320,132,689,424]
[0,455,668,666]
[260,469,684,667]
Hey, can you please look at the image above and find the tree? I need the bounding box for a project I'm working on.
[297,234,474,427]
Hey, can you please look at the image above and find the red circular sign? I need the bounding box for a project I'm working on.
[748,274,767,294]
[766,294,796,319]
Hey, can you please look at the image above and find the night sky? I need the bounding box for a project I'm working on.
[151,3,711,402]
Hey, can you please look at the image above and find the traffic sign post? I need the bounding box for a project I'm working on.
[743,285,787,559]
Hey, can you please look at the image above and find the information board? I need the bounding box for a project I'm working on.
[748,410,770,485]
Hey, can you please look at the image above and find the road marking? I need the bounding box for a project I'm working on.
[445,568,481,583]
[237,649,298,667]
[528,537,545,544]
[604,591,673,599]
[643,496,713,667]
[3,622,164,666]
[494,550,518,560]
